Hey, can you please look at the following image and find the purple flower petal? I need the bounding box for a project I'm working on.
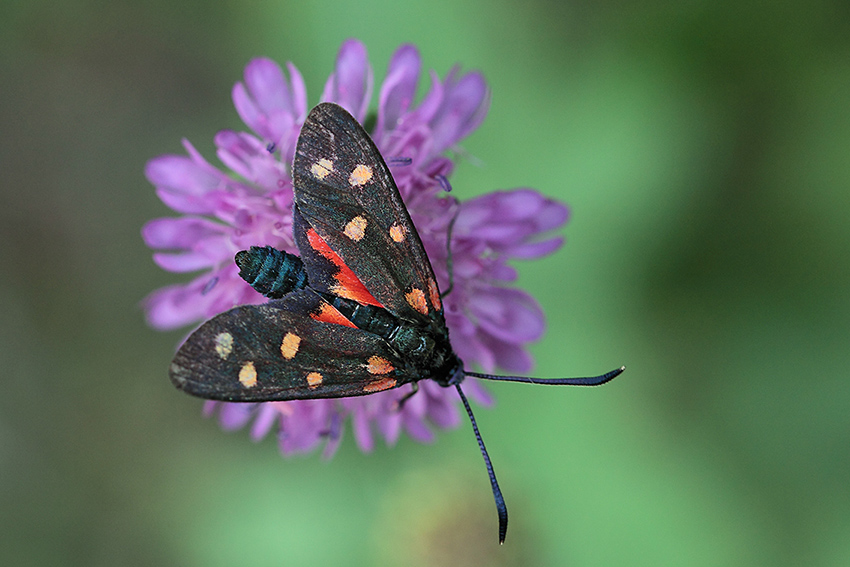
[375,397,404,446]
[403,413,434,443]
[375,44,421,141]
[350,404,375,452]
[321,39,372,121]
[451,331,497,374]
[486,338,535,373]
[463,379,495,407]
[145,155,221,197]
[152,250,216,272]
[215,130,288,190]
[534,198,570,232]
[142,217,225,250]
[489,263,519,282]
[233,58,306,146]
[144,277,217,330]
[286,62,308,122]
[506,236,564,259]
[408,70,445,125]
[202,400,218,417]
[154,188,218,216]
[218,402,256,430]
[321,412,345,459]
[250,403,283,441]
[470,286,545,344]
[244,58,292,113]
[429,70,490,153]
[421,381,461,428]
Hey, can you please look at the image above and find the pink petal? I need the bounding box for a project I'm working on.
[506,236,564,259]
[286,62,308,121]
[244,58,291,113]
[375,44,421,140]
[233,58,304,144]
[152,251,216,272]
[218,403,256,430]
[155,187,217,215]
[430,70,489,152]
[232,83,263,138]
[321,39,373,121]
[486,338,535,373]
[351,406,375,452]
[470,287,545,344]
[145,154,221,197]
[215,130,288,190]
[143,278,215,330]
[403,414,435,443]
[250,403,282,440]
[464,379,494,407]
[142,217,226,249]
[408,70,444,124]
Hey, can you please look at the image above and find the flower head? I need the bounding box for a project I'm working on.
[143,40,568,457]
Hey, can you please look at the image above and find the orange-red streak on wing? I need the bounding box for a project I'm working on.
[306,229,383,308]
[363,377,398,393]
[311,302,357,329]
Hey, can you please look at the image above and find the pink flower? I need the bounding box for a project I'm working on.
[143,40,568,457]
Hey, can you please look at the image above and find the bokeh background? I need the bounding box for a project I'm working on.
[3,1,849,565]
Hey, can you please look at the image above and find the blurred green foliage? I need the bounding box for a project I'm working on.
[1,0,849,565]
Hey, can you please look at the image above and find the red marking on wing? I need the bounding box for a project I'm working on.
[306,228,383,307]
[405,287,428,315]
[428,278,441,312]
[363,377,398,393]
[311,302,357,328]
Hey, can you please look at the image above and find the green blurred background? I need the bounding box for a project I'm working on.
[2,1,849,565]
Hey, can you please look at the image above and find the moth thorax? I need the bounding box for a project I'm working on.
[389,326,460,385]
[390,326,435,360]
[235,246,309,299]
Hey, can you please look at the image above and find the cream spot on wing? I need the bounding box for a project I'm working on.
[239,361,257,388]
[280,332,301,360]
[365,355,394,375]
[428,278,441,311]
[405,287,428,315]
[344,215,367,241]
[311,158,334,179]
[214,332,234,359]
[389,223,406,243]
[306,372,323,389]
[348,164,373,186]
[363,377,397,393]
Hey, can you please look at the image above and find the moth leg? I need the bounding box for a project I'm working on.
[440,209,460,298]
[392,382,420,411]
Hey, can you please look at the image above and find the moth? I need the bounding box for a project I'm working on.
[170,102,623,543]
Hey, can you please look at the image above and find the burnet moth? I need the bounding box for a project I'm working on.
[169,102,624,543]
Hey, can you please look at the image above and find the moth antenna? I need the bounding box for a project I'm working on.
[456,384,508,544]
[466,366,625,386]
[440,209,461,299]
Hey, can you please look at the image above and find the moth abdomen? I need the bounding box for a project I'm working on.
[319,292,399,339]
[235,245,309,299]
[317,292,461,382]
